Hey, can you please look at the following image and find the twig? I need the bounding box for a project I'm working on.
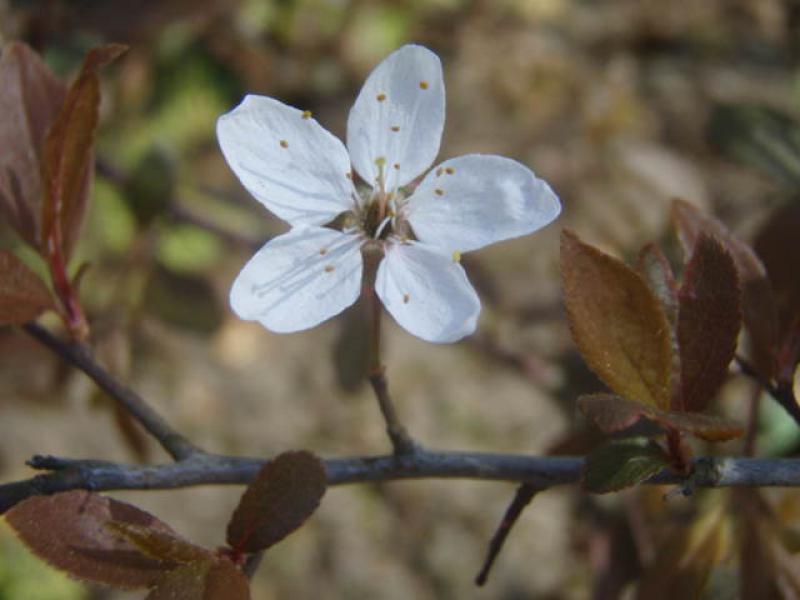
[368,368,418,455]
[475,483,542,586]
[22,322,200,461]
[736,355,800,428]
[4,452,800,515]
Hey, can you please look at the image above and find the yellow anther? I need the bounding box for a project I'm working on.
[377,93,387,102]
[393,163,400,170]
[434,188,444,196]
[324,265,335,273]
[419,80,429,89]
[452,251,461,263]
[390,125,400,132]
[445,167,455,175]
[279,139,289,148]
[345,171,353,180]
[375,156,387,167]
[319,248,328,256]
[301,110,312,119]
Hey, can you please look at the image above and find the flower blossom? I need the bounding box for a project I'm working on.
[217,45,561,343]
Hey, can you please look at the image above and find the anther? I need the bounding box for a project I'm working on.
[390,125,400,132]
[452,251,461,263]
[403,293,410,304]
[445,167,455,175]
[279,139,289,148]
[419,81,429,89]
[324,265,335,273]
[319,248,328,256]
[301,111,312,119]
[435,188,444,196]
[377,93,387,102]
[393,163,400,170]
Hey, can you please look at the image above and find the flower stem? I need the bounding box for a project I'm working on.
[365,285,418,455]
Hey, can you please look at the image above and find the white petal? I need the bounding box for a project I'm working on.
[347,45,445,192]
[405,154,561,254]
[231,227,363,333]
[217,95,356,226]
[375,242,480,343]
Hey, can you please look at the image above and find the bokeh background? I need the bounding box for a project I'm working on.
[1,0,799,598]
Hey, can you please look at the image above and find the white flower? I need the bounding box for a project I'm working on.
[217,45,561,343]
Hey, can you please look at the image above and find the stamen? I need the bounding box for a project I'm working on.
[435,188,444,196]
[279,139,289,148]
[452,251,461,263]
[319,248,328,256]
[390,125,400,132]
[403,293,410,304]
[445,167,455,175]
[419,80,429,89]
[324,265,335,273]
[301,111,312,119]
[374,215,392,240]
[377,93,387,102]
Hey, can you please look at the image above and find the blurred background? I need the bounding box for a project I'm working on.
[1,0,799,598]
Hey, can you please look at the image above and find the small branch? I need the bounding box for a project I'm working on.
[22,322,200,461]
[4,451,800,515]
[736,355,800,428]
[368,368,418,455]
[475,483,542,586]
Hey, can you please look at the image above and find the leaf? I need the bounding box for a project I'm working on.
[636,243,679,324]
[672,198,778,379]
[676,234,741,413]
[41,44,126,259]
[0,250,54,324]
[656,411,744,442]
[561,229,673,409]
[147,559,250,600]
[5,490,181,587]
[754,202,800,335]
[106,521,212,565]
[0,42,66,249]
[226,450,327,554]
[635,505,730,600]
[578,393,654,434]
[583,439,670,494]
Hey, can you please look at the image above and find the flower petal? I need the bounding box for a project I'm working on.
[347,45,445,192]
[231,227,363,333]
[375,242,480,343]
[405,154,561,254]
[217,95,356,226]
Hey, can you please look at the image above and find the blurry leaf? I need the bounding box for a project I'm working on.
[561,229,673,409]
[676,234,741,413]
[636,505,730,600]
[579,393,652,434]
[0,42,66,250]
[708,104,800,186]
[672,199,778,379]
[143,265,223,334]
[583,439,670,494]
[227,450,327,554]
[0,250,54,324]
[157,224,221,274]
[5,490,179,587]
[41,44,126,260]
[147,559,250,600]
[124,146,175,226]
[754,202,800,334]
[657,412,743,442]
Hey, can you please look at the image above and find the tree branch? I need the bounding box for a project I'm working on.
[23,322,201,461]
[736,355,800,427]
[3,451,800,515]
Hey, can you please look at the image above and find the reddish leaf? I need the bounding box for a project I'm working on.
[656,411,744,442]
[41,44,126,259]
[636,243,679,324]
[754,202,800,335]
[227,450,327,554]
[0,250,54,324]
[0,42,66,249]
[561,230,673,409]
[107,521,212,565]
[672,198,778,378]
[578,394,653,434]
[147,559,250,600]
[676,234,741,412]
[5,490,181,587]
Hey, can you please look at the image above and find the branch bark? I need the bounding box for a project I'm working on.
[4,451,800,515]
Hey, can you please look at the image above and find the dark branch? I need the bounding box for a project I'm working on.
[4,450,800,515]
[736,355,800,427]
[23,322,201,461]
[368,369,418,455]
